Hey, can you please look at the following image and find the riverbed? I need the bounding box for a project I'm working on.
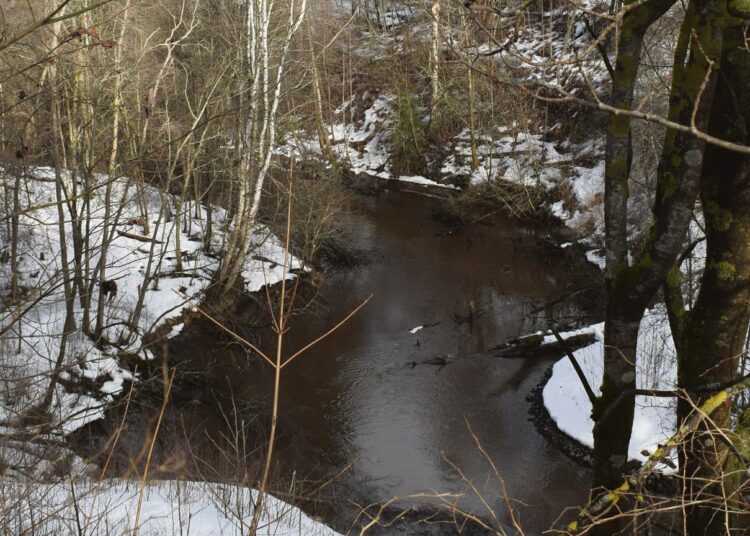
[75,184,601,534]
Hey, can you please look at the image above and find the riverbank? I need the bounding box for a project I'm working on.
[284,92,606,256]
[0,167,339,535]
[520,309,679,479]
[0,168,304,435]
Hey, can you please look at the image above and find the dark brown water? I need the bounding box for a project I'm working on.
[78,187,597,534]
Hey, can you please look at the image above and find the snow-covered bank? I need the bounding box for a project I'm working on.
[2,478,340,535]
[543,306,677,464]
[0,168,335,536]
[281,0,611,266]
[0,168,301,434]
[281,94,456,191]
[542,217,710,464]
[284,93,604,216]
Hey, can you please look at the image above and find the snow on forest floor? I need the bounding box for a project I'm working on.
[0,167,301,435]
[2,478,340,535]
[0,167,331,535]
[281,94,456,190]
[543,305,678,465]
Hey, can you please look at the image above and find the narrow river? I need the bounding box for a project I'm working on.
[76,186,599,534]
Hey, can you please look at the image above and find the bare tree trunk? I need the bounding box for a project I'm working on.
[461,12,478,170]
[96,0,132,337]
[429,0,441,127]
[9,166,21,302]
[128,193,168,340]
[42,85,77,412]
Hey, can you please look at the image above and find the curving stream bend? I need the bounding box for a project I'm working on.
[77,186,599,534]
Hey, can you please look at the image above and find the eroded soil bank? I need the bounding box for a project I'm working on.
[73,183,603,534]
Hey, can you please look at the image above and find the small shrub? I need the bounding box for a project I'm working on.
[390,92,428,176]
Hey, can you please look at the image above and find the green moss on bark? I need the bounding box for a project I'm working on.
[712,261,737,281]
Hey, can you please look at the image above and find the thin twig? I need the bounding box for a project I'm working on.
[132,368,175,536]
[282,294,373,369]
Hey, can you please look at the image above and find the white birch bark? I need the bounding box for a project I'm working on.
[430,0,441,119]
[222,0,307,287]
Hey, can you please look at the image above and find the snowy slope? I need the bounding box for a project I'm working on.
[0,168,334,536]
[0,168,301,434]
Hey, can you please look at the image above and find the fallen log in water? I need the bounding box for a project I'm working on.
[491,331,596,358]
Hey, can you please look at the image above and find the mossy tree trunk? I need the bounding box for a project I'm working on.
[596,0,679,489]
[594,0,727,495]
[665,20,750,535]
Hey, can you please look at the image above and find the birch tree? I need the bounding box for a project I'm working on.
[429,0,441,123]
[220,0,307,288]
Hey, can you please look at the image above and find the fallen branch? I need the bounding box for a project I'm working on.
[552,329,598,406]
[408,356,454,369]
[117,230,164,244]
[491,330,596,359]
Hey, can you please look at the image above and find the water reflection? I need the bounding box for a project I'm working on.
[77,187,598,534]
[253,189,595,532]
